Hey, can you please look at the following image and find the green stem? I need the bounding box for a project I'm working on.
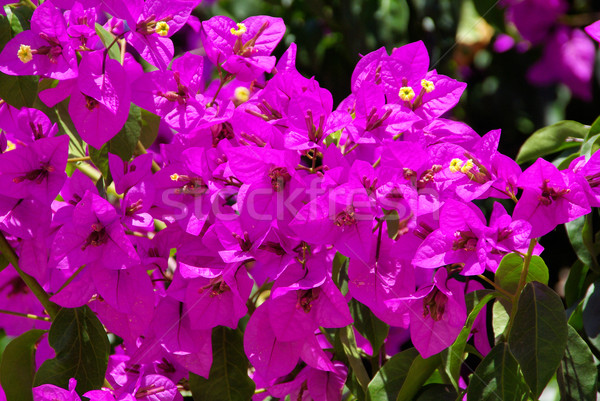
[0,231,60,320]
[0,309,50,321]
[136,141,161,173]
[477,274,513,300]
[20,0,37,10]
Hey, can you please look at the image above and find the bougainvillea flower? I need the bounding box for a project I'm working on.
[132,52,206,130]
[33,378,81,401]
[50,190,140,271]
[0,135,68,204]
[513,158,590,237]
[200,15,285,81]
[0,1,78,79]
[404,268,467,358]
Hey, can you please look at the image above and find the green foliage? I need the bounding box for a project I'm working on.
[508,282,568,398]
[557,326,598,401]
[33,306,110,395]
[349,299,389,357]
[189,327,255,401]
[466,343,527,401]
[495,254,549,296]
[0,329,46,401]
[367,348,419,401]
[515,121,589,164]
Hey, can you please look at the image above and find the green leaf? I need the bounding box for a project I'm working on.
[396,353,441,401]
[367,348,419,401]
[33,306,110,395]
[95,23,121,62]
[495,253,549,296]
[339,325,371,393]
[565,215,597,271]
[508,282,568,397]
[466,342,528,401]
[0,329,46,401]
[564,260,589,308]
[492,300,510,340]
[0,74,38,108]
[88,145,111,184]
[385,210,399,239]
[557,325,598,401]
[414,383,458,401]
[515,121,589,164]
[189,326,254,401]
[582,282,600,351]
[442,291,496,390]
[107,104,142,161]
[139,109,160,148]
[349,299,389,357]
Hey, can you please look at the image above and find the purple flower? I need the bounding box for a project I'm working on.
[200,15,285,81]
[527,27,595,101]
[404,268,467,358]
[33,378,81,401]
[0,1,78,79]
[0,136,68,204]
[513,158,590,237]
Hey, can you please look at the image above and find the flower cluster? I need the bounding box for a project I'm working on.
[0,1,599,400]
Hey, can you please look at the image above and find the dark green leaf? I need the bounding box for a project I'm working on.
[33,306,110,395]
[508,282,568,397]
[582,282,600,351]
[94,23,121,62]
[88,145,111,184]
[339,325,370,393]
[0,253,8,272]
[564,260,589,308]
[396,353,441,401]
[5,5,32,34]
[515,121,588,164]
[466,343,528,401]
[350,299,389,356]
[0,329,45,401]
[443,291,496,390]
[557,325,598,401]
[189,326,254,401]
[495,254,548,295]
[566,215,597,271]
[0,74,38,108]
[414,383,458,401]
[367,348,419,401]
[139,109,160,149]
[107,104,142,161]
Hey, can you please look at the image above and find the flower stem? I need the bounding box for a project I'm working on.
[0,231,60,320]
[477,274,513,300]
[136,141,161,173]
[67,156,91,163]
[0,308,50,321]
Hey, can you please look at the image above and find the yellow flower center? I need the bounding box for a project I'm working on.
[170,173,180,181]
[230,23,247,37]
[234,86,250,103]
[399,86,415,102]
[156,21,170,37]
[449,158,463,173]
[17,44,33,63]
[460,159,474,173]
[421,79,435,93]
